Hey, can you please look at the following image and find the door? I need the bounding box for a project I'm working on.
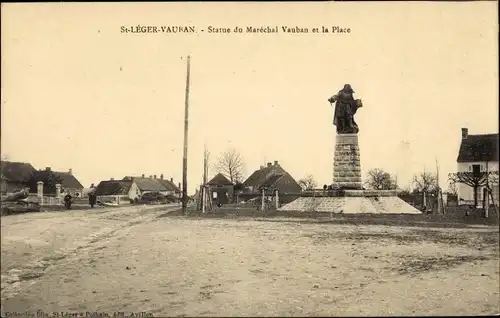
[472,164,481,176]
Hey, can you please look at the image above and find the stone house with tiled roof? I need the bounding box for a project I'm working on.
[123,174,182,199]
[94,179,137,204]
[243,161,302,195]
[456,128,499,205]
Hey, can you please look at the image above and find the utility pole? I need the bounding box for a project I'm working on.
[182,55,191,215]
[202,143,209,214]
[485,161,489,218]
[435,158,442,214]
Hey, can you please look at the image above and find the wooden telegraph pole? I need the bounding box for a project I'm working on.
[485,161,489,218]
[182,55,191,215]
[202,143,209,214]
[435,158,445,214]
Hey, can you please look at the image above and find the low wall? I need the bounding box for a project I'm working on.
[97,195,131,205]
[185,205,499,226]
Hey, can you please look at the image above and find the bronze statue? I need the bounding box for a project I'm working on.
[328,84,363,134]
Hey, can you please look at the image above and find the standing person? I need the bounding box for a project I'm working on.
[89,192,97,208]
[64,191,73,210]
[88,184,97,208]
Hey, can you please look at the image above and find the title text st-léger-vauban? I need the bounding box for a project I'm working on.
[120,25,351,34]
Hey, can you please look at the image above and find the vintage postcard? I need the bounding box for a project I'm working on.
[1,1,498,317]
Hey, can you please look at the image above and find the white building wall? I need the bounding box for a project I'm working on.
[457,161,499,205]
[127,182,141,200]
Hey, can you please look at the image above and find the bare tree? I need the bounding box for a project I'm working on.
[365,168,398,190]
[298,174,317,191]
[413,171,438,210]
[213,148,245,183]
[448,171,499,207]
[413,172,438,193]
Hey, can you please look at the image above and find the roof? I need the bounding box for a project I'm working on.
[0,161,36,183]
[258,173,284,189]
[244,163,285,187]
[457,134,499,162]
[95,180,133,196]
[122,176,180,192]
[53,172,84,189]
[133,177,167,191]
[157,178,181,193]
[207,173,233,186]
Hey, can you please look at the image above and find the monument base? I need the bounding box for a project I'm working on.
[333,134,362,190]
[278,190,422,214]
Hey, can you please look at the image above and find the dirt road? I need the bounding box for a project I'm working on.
[1,213,499,316]
[1,204,180,302]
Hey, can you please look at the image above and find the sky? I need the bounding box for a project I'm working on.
[1,2,498,194]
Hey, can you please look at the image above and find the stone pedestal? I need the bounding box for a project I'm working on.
[332,133,362,189]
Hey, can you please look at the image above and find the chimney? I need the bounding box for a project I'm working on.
[45,167,51,172]
[141,174,145,178]
[110,178,114,181]
[461,128,468,139]
[68,168,72,175]
[170,178,173,182]
[274,161,278,166]
[160,174,164,180]
[154,174,157,179]
[178,182,181,189]
[267,162,272,167]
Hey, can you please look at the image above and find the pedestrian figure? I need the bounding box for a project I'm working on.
[88,183,97,208]
[64,192,73,210]
[89,192,97,208]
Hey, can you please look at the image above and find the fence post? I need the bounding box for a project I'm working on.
[55,184,62,205]
[37,181,44,205]
[261,188,266,212]
[485,188,489,218]
[275,189,279,209]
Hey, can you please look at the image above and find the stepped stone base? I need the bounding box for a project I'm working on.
[333,134,362,189]
[278,191,421,214]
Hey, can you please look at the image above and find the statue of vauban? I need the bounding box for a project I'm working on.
[328,84,363,134]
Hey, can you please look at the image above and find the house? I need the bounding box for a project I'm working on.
[122,174,182,199]
[456,128,499,205]
[243,161,302,195]
[52,168,84,197]
[206,173,234,204]
[0,160,36,194]
[156,176,182,199]
[94,179,136,204]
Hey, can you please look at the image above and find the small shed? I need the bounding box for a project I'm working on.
[207,173,234,204]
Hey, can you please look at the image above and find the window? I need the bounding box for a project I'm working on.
[472,164,481,177]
